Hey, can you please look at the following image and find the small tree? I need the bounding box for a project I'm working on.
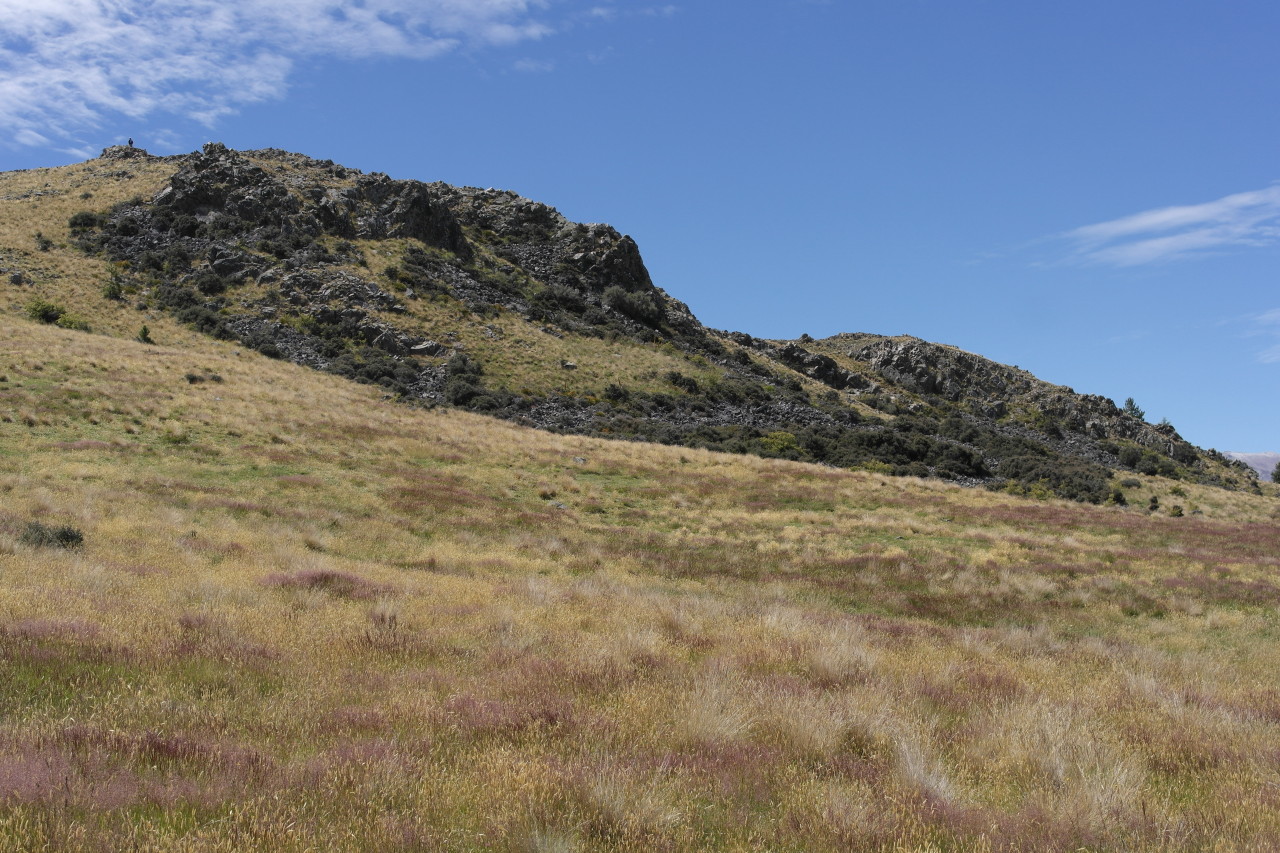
[1273,462,1279,484]
[1123,397,1145,420]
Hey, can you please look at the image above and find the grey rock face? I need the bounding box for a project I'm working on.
[100,145,154,161]
[851,336,1036,402]
[329,175,471,259]
[775,343,876,392]
[846,335,1201,461]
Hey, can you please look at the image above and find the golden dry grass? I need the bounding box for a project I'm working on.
[1,311,1279,851]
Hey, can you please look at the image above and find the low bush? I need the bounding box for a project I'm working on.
[55,313,90,332]
[995,455,1110,503]
[603,285,664,327]
[20,522,84,549]
[68,211,107,234]
[330,348,418,392]
[531,283,586,316]
[665,371,700,394]
[25,298,65,324]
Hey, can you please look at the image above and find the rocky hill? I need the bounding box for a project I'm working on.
[2,143,1257,502]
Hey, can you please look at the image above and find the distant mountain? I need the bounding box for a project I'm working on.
[1224,452,1279,482]
[1,143,1259,502]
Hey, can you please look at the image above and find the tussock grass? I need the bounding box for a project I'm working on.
[1,313,1280,850]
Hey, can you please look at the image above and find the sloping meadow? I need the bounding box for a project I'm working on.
[2,316,1279,851]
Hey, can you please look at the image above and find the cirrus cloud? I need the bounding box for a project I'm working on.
[0,0,553,151]
[1252,308,1280,364]
[1061,184,1280,267]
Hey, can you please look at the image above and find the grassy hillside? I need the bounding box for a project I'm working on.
[10,144,1255,506]
[3,312,1280,850]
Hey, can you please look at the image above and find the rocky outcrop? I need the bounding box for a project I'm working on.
[153,143,469,260]
[775,343,877,392]
[435,186,657,297]
[100,145,155,161]
[151,143,316,246]
[850,336,1037,402]
[318,174,470,259]
[842,334,1202,462]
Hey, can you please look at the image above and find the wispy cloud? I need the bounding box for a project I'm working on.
[577,4,678,24]
[1252,309,1280,364]
[513,57,556,73]
[0,0,555,151]
[1060,184,1280,266]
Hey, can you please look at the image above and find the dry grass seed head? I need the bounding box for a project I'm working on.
[576,764,683,841]
[805,624,879,686]
[675,673,754,748]
[967,699,1145,826]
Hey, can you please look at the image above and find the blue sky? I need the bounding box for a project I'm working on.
[3,1,1278,453]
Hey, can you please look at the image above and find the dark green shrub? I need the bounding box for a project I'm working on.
[55,313,90,332]
[176,305,231,339]
[25,298,65,324]
[153,283,198,310]
[533,283,586,314]
[237,326,281,357]
[995,455,1110,503]
[163,246,192,273]
[168,215,199,238]
[665,371,700,394]
[387,246,448,295]
[440,353,484,405]
[328,348,417,392]
[603,285,663,327]
[135,251,165,272]
[20,521,84,549]
[68,211,107,233]
[194,271,229,296]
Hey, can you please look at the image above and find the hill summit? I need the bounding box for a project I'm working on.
[5,143,1258,501]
